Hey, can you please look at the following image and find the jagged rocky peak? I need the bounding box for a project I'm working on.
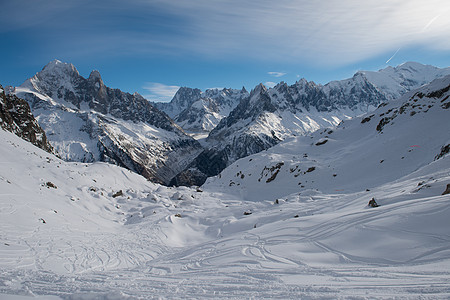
[132,92,145,100]
[154,87,203,119]
[157,85,249,134]
[352,70,366,80]
[251,83,268,95]
[42,59,79,75]
[0,84,53,153]
[273,81,289,90]
[88,70,103,85]
[173,87,202,105]
[36,59,80,85]
[14,60,203,185]
[245,83,270,108]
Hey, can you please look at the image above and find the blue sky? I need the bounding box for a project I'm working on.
[1,0,449,102]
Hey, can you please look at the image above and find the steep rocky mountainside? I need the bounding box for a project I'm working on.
[155,87,248,134]
[14,60,203,184]
[172,62,450,186]
[0,84,52,153]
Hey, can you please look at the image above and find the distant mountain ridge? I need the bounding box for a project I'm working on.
[171,62,450,186]
[9,60,450,187]
[13,60,203,184]
[155,86,248,134]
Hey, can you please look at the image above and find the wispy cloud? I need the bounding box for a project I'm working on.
[159,0,450,64]
[143,82,180,102]
[268,72,286,78]
[264,82,277,88]
[3,0,450,66]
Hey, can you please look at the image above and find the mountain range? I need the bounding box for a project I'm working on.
[11,60,203,185]
[6,61,450,187]
[171,62,450,186]
[204,74,450,200]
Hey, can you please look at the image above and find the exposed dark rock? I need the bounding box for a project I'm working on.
[376,117,392,132]
[426,84,450,99]
[0,84,53,153]
[306,167,316,173]
[368,198,379,207]
[442,184,450,195]
[315,139,328,146]
[44,181,57,189]
[361,115,374,123]
[266,169,280,183]
[112,190,123,198]
[259,162,285,183]
[435,144,450,160]
[170,168,208,187]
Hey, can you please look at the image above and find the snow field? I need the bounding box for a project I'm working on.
[1,126,450,298]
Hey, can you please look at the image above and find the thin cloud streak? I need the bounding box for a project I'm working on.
[268,72,286,78]
[143,82,180,103]
[264,82,277,88]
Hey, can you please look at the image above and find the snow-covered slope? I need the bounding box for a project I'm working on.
[360,61,450,100]
[173,63,450,186]
[204,75,450,201]
[1,75,450,298]
[155,87,248,134]
[13,60,203,184]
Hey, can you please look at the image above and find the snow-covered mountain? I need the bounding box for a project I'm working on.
[204,74,450,200]
[1,74,450,299]
[173,62,450,186]
[155,87,248,134]
[359,61,450,100]
[0,83,52,153]
[13,60,203,185]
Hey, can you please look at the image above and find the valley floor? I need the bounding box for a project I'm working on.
[1,129,450,299]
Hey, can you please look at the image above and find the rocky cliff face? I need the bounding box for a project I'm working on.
[155,87,248,134]
[0,84,53,153]
[14,60,203,184]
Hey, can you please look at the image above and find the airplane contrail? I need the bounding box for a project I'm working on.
[422,15,440,32]
[386,48,401,64]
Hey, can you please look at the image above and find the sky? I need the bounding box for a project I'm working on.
[1,0,449,102]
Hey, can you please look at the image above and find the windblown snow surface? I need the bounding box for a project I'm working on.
[1,77,450,299]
